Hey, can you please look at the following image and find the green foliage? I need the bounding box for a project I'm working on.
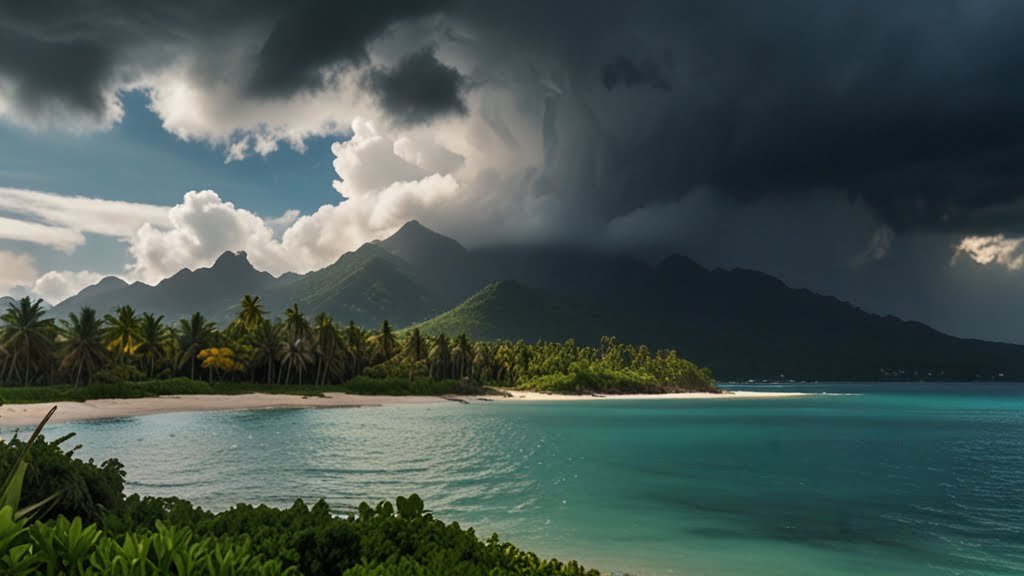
[0,430,125,524]
[107,496,598,576]
[0,379,332,405]
[340,376,483,396]
[0,506,297,575]
[94,364,146,384]
[2,293,714,397]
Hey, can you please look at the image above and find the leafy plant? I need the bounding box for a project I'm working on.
[0,405,63,522]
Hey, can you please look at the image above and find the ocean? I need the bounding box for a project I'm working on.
[5,382,1022,575]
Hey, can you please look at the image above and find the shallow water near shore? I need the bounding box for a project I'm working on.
[4,382,1023,575]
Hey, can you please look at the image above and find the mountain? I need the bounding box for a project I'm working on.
[376,220,483,305]
[50,251,276,322]
[50,221,1024,380]
[411,281,624,343]
[0,295,52,311]
[411,253,1024,381]
[263,242,443,327]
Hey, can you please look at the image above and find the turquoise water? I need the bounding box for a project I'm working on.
[3,382,1023,575]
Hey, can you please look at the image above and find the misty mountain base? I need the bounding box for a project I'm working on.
[0,431,598,576]
[0,295,716,398]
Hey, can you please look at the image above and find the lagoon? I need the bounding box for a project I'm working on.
[5,382,1023,575]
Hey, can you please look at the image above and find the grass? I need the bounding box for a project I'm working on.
[0,377,489,405]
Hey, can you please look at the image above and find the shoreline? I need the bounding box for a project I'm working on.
[0,389,805,428]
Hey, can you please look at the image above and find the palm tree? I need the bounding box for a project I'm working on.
[1,297,56,386]
[370,320,399,363]
[198,347,244,383]
[402,328,427,382]
[428,333,451,381]
[236,294,266,334]
[249,320,283,384]
[284,304,311,341]
[176,313,217,380]
[136,313,168,378]
[59,307,107,387]
[312,313,337,386]
[472,341,496,382]
[451,333,472,379]
[344,321,367,376]
[103,305,140,364]
[279,337,313,385]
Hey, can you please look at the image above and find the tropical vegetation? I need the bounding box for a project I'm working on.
[0,295,716,397]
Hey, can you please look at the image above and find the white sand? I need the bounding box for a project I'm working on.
[0,389,803,427]
[0,393,447,427]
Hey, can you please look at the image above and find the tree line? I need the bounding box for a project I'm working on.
[0,295,715,393]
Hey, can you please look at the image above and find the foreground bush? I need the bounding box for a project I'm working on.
[0,430,125,524]
[104,495,598,575]
[0,507,296,575]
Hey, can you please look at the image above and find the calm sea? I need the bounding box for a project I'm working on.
[4,382,1022,575]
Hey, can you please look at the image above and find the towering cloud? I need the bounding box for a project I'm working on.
[4,0,1024,339]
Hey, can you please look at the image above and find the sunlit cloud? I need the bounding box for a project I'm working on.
[954,235,1024,271]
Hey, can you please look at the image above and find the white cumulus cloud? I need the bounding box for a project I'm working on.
[30,270,107,304]
[125,118,463,282]
[0,250,38,297]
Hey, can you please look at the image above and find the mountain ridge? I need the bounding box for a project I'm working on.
[42,221,1024,380]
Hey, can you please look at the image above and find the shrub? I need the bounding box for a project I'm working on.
[0,432,125,524]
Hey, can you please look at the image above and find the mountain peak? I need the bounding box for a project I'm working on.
[96,276,129,289]
[380,220,467,260]
[387,220,451,243]
[212,250,253,271]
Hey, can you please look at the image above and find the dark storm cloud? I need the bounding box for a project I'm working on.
[5,0,1024,236]
[459,0,1024,236]
[0,29,113,117]
[246,1,448,97]
[365,49,467,125]
[601,55,672,92]
[0,0,450,113]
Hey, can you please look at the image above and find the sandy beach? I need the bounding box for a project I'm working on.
[0,389,805,427]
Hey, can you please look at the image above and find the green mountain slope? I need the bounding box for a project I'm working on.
[264,243,442,326]
[411,281,623,343]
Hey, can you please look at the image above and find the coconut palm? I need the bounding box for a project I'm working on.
[136,313,168,378]
[236,294,266,334]
[102,305,141,365]
[451,333,472,379]
[402,328,427,382]
[198,347,244,383]
[370,320,399,363]
[1,297,56,386]
[472,341,496,381]
[344,321,367,376]
[59,307,107,387]
[312,313,342,386]
[279,337,313,385]
[428,333,451,380]
[249,319,283,384]
[176,313,217,380]
[284,304,310,341]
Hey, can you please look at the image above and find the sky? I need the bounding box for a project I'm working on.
[1,0,1024,343]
